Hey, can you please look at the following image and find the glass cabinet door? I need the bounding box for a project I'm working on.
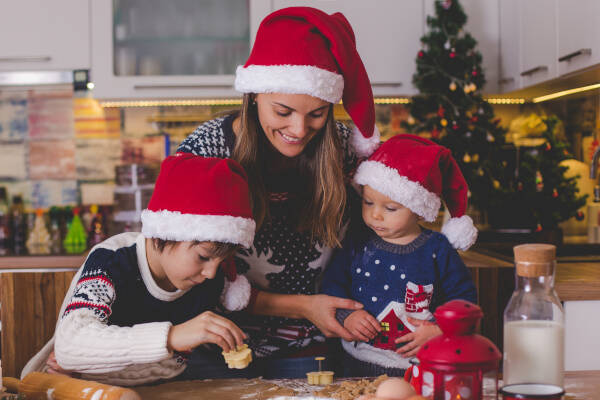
[112,0,250,76]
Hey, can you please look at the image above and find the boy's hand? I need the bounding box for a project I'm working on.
[395,317,442,358]
[344,310,381,342]
[168,311,247,353]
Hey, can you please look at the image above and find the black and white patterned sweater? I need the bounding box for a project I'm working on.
[22,232,224,386]
[178,114,359,358]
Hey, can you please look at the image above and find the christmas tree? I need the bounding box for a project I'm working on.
[488,116,587,231]
[404,0,507,215]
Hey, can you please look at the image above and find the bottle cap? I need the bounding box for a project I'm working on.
[513,243,556,277]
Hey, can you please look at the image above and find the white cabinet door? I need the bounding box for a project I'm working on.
[270,0,424,96]
[90,0,254,100]
[424,0,500,94]
[0,0,90,71]
[498,0,520,93]
[519,0,557,88]
[557,0,600,76]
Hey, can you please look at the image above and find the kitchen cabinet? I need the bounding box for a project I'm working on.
[498,0,520,93]
[0,255,82,377]
[556,0,600,77]
[90,0,263,99]
[245,0,425,96]
[519,0,557,88]
[0,0,90,72]
[424,0,500,94]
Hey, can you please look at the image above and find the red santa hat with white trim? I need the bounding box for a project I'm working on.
[354,134,478,251]
[235,6,380,157]
[141,153,255,311]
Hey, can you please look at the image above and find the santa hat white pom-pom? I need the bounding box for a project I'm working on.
[220,274,251,311]
[441,215,478,251]
[351,125,381,158]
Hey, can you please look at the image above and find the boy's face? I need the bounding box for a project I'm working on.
[362,185,421,245]
[255,93,330,158]
[158,241,227,291]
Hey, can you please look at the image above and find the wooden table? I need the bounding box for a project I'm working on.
[132,371,600,399]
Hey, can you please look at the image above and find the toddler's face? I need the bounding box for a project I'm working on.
[361,185,421,245]
[159,241,226,291]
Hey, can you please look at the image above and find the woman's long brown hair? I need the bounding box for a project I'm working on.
[232,93,346,248]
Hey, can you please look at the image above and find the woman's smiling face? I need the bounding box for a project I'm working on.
[255,93,330,158]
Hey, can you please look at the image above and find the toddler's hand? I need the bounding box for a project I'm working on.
[45,351,80,378]
[395,317,442,358]
[168,311,246,353]
[344,310,381,342]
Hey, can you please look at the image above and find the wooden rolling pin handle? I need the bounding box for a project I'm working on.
[19,372,141,400]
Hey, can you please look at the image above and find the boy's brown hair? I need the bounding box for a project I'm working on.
[152,239,239,259]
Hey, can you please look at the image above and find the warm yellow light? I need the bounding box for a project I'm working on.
[485,98,526,104]
[100,98,243,108]
[374,97,411,104]
[532,83,600,103]
[86,82,95,90]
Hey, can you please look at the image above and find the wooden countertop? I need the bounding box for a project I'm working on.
[1,250,598,301]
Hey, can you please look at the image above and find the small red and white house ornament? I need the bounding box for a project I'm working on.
[405,300,501,400]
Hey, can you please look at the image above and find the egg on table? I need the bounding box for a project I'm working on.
[375,377,416,400]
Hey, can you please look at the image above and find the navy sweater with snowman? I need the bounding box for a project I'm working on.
[320,229,476,374]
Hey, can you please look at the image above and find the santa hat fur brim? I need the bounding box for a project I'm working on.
[220,274,251,311]
[351,125,381,158]
[354,160,441,221]
[141,209,256,248]
[235,65,344,104]
[441,215,478,251]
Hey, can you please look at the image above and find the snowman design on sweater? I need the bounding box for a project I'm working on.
[321,229,476,369]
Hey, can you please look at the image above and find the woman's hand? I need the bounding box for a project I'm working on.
[168,311,247,353]
[395,317,442,358]
[344,310,381,342]
[45,351,79,377]
[303,294,364,342]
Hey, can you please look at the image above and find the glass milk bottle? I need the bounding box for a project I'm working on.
[503,244,564,387]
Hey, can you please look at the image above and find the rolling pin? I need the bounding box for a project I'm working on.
[19,372,141,400]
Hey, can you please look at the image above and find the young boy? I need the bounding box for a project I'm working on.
[321,134,478,377]
[21,153,256,386]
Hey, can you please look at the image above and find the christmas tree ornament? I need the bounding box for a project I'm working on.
[408,116,416,125]
[535,223,543,232]
[444,40,451,50]
[530,149,539,157]
[487,133,495,142]
[442,0,452,10]
[472,69,478,76]
[545,142,552,151]
[463,85,471,94]
[472,154,479,163]
[63,208,88,254]
[26,209,51,255]
[517,182,523,191]
[470,116,478,123]
[431,127,440,139]
[493,180,501,189]
[437,106,445,117]
[465,131,472,138]
[575,211,584,221]
[470,83,477,92]
[552,188,558,198]
[450,50,456,58]
[418,50,425,58]
[452,121,459,130]
[535,171,544,192]
[478,107,484,114]
[449,82,457,91]
[405,300,501,399]
[477,168,484,176]
[440,118,448,127]
[463,154,471,163]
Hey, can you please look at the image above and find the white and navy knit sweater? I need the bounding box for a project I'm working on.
[321,229,477,375]
[22,232,224,386]
[178,114,359,358]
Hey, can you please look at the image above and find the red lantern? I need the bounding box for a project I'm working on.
[410,300,501,400]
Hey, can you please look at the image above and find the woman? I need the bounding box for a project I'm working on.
[177,7,381,379]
